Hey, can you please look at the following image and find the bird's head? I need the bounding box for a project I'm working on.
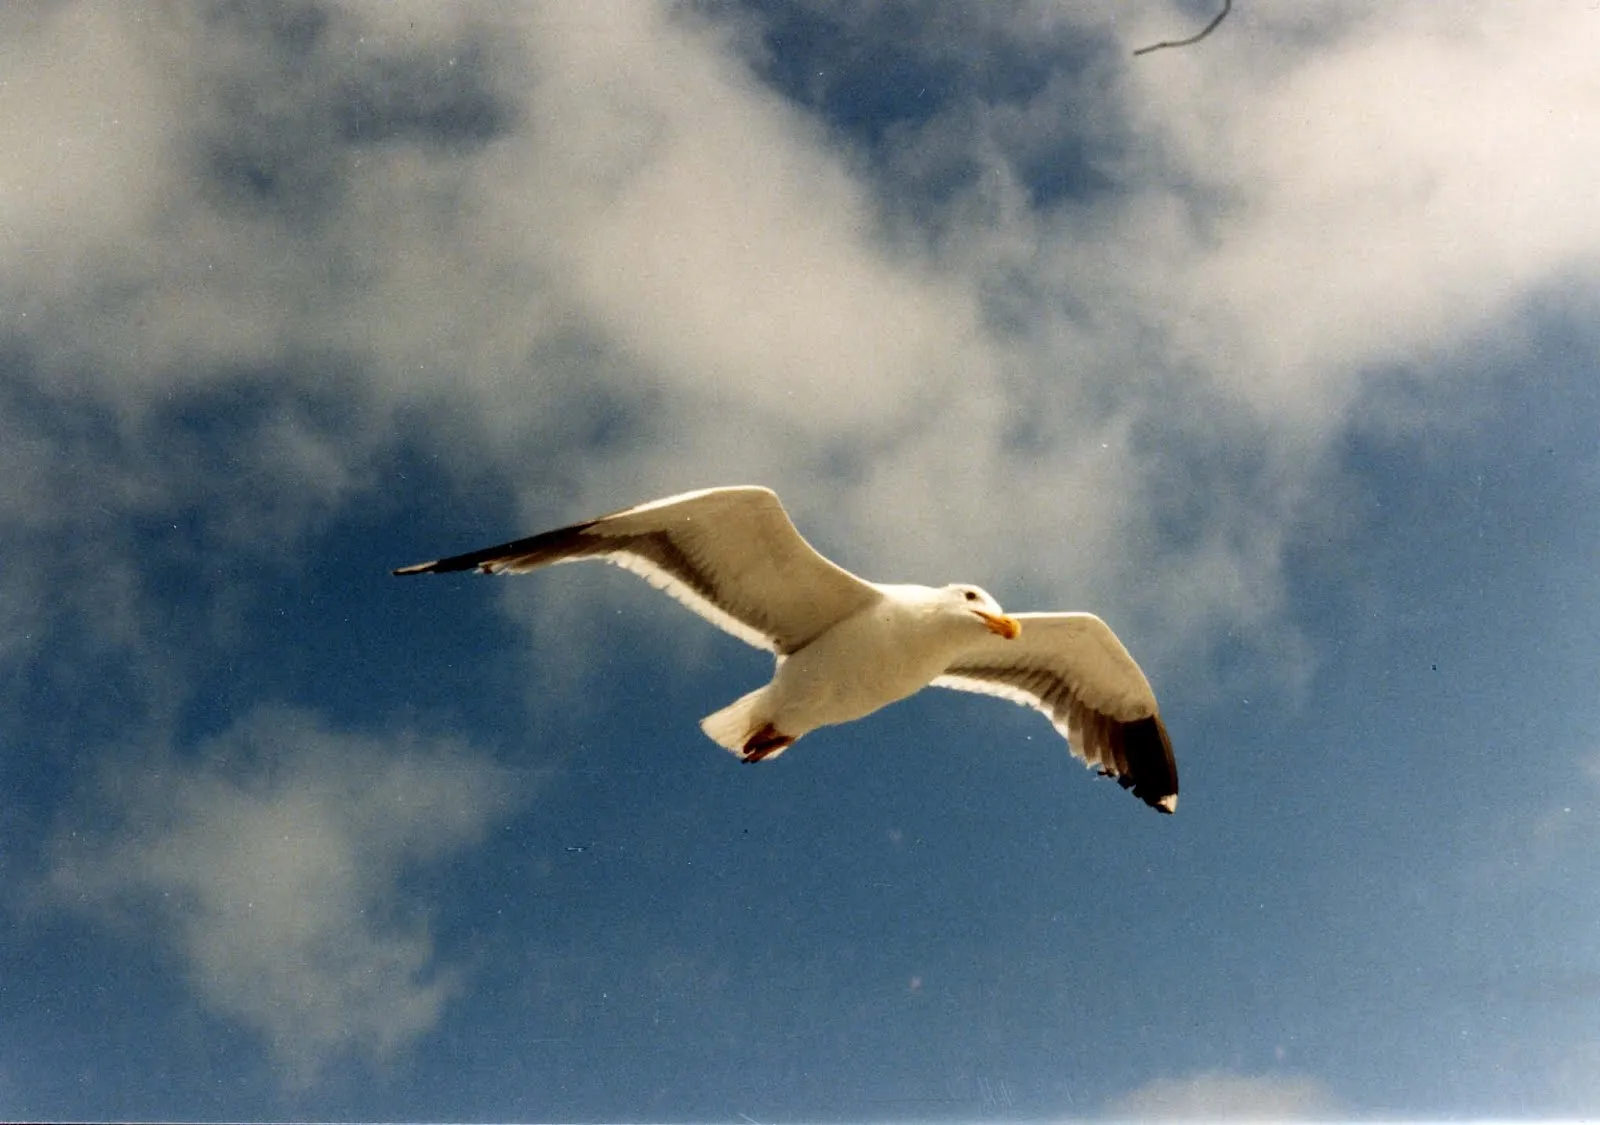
[945,584,1022,640]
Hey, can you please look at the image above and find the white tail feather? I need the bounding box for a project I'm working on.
[699,687,769,755]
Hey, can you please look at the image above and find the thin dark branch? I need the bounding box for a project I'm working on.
[1133,0,1232,57]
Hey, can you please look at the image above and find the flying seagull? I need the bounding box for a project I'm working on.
[394,486,1177,813]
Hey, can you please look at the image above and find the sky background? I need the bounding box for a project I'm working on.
[2,1,1598,1120]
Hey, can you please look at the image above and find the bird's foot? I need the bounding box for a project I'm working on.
[740,723,794,762]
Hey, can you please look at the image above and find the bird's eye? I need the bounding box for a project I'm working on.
[964,589,979,602]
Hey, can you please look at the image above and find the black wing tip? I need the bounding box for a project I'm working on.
[390,518,607,579]
[1121,714,1179,814]
[392,558,479,576]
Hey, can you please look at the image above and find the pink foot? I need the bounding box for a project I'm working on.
[740,722,794,762]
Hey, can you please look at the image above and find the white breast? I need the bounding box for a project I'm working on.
[764,594,968,735]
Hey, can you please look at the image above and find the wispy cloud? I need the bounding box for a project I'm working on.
[1110,5,1600,421]
[3,1,1597,1116]
[1467,742,1600,897]
[1107,1069,1340,1120]
[4,0,1596,703]
[46,706,520,1084]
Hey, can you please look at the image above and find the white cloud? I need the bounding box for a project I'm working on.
[842,0,1600,676]
[3,4,1597,1113]
[493,5,987,429]
[0,5,175,268]
[1107,1069,1340,1120]
[4,0,1597,701]
[47,706,521,1084]
[1103,3,1600,427]
[1465,745,1600,917]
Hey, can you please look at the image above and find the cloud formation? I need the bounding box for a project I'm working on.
[47,706,518,1083]
[7,0,1597,698]
[1110,3,1600,424]
[2,1,1597,1117]
[1108,1069,1339,1120]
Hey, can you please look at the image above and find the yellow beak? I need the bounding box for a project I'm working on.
[975,611,1022,640]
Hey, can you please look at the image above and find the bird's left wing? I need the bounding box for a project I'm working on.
[933,612,1179,813]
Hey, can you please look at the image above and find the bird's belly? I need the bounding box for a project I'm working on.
[769,616,951,731]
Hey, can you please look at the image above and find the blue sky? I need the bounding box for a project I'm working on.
[3,1,1598,1119]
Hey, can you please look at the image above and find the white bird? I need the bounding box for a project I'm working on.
[394,486,1177,813]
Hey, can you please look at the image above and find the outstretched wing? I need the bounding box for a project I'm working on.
[934,612,1178,813]
[394,486,881,655]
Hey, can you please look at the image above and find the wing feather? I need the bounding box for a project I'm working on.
[934,612,1178,813]
[393,486,881,655]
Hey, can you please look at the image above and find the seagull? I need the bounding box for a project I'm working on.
[394,486,1177,813]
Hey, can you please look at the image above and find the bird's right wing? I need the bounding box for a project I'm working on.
[393,486,881,655]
